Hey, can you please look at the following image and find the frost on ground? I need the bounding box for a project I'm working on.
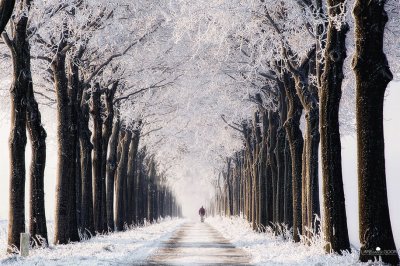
[0,218,184,265]
[207,216,369,265]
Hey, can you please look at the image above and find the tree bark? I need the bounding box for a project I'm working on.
[259,111,269,228]
[0,0,15,33]
[66,57,79,242]
[102,84,117,230]
[115,129,132,231]
[275,84,287,224]
[91,83,106,233]
[79,89,94,236]
[268,110,278,226]
[27,64,48,247]
[283,138,292,227]
[53,48,78,244]
[106,116,120,231]
[4,14,30,252]
[283,72,304,242]
[353,0,399,264]
[320,0,350,254]
[290,48,320,240]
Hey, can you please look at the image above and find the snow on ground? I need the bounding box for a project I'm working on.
[0,218,184,265]
[207,216,372,265]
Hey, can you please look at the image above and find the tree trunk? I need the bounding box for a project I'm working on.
[3,2,48,248]
[100,83,118,231]
[0,0,15,33]
[91,83,105,233]
[106,116,120,231]
[79,89,94,236]
[353,1,399,264]
[115,130,132,231]
[283,138,292,227]
[66,57,79,242]
[268,110,278,226]
[4,15,30,252]
[320,0,350,254]
[53,49,77,244]
[27,69,48,247]
[259,111,268,228]
[283,72,304,242]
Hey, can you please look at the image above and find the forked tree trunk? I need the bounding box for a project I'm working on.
[289,47,320,240]
[283,72,304,242]
[4,1,48,248]
[353,1,399,264]
[320,0,350,254]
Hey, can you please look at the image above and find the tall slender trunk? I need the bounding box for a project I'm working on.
[283,72,304,242]
[268,110,278,226]
[53,48,77,244]
[283,138,292,227]
[115,130,132,231]
[27,65,48,247]
[320,0,350,254]
[147,161,155,223]
[259,111,268,228]
[102,84,117,230]
[91,84,105,233]
[4,14,30,251]
[79,89,94,236]
[106,116,120,231]
[66,57,79,242]
[353,1,399,264]
[252,113,261,229]
[275,86,287,224]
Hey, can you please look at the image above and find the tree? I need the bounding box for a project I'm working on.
[0,0,15,33]
[320,0,350,254]
[353,0,399,264]
[3,1,29,252]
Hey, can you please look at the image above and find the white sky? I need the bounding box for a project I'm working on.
[0,81,399,249]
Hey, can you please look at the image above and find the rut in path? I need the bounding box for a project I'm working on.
[146,221,252,266]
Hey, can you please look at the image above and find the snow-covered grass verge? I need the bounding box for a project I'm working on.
[0,218,184,265]
[207,216,368,265]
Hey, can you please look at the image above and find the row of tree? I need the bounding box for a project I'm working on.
[1,0,181,252]
[208,0,399,264]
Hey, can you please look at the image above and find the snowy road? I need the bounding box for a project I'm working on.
[146,221,252,265]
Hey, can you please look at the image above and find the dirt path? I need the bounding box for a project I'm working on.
[146,221,252,265]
